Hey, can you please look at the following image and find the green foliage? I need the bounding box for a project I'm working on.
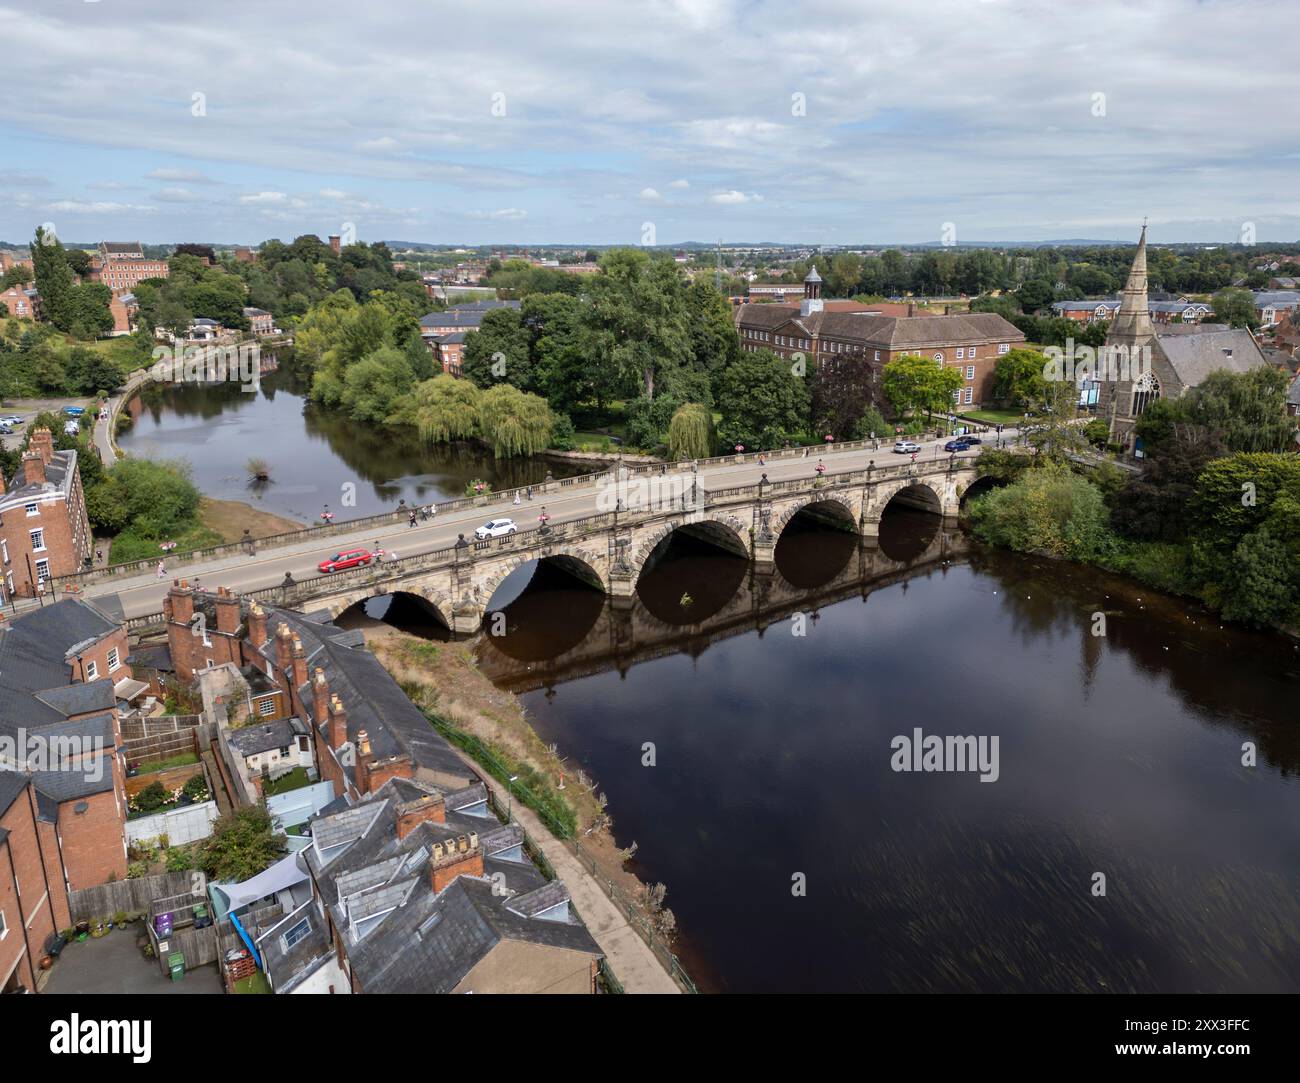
[716,349,810,450]
[624,393,681,450]
[967,463,1115,561]
[881,353,963,422]
[1211,287,1261,330]
[133,782,168,813]
[477,384,554,457]
[199,806,286,883]
[667,402,714,460]
[992,348,1047,407]
[164,847,194,872]
[404,374,482,443]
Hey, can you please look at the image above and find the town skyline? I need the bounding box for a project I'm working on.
[1,0,1296,246]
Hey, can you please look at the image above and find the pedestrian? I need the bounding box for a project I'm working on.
[420,504,430,521]
[156,560,165,579]
[758,453,766,466]
[910,451,917,464]
[408,509,417,528]
[513,491,521,505]
[526,486,533,500]
[95,548,102,564]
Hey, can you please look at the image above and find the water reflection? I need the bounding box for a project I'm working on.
[335,591,452,641]
[120,366,587,521]
[636,532,750,626]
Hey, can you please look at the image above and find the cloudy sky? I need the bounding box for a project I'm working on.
[0,0,1294,247]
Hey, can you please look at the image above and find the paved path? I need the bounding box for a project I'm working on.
[35,426,1023,620]
[470,766,681,993]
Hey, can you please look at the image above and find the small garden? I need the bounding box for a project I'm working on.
[127,772,211,820]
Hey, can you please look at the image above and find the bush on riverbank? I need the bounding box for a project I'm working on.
[966,462,1114,561]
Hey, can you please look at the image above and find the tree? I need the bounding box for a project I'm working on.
[31,226,75,331]
[811,356,876,439]
[827,253,864,298]
[1021,379,1089,461]
[667,402,714,460]
[966,462,1114,561]
[478,384,554,457]
[716,349,810,450]
[1016,278,1055,313]
[1211,287,1260,331]
[200,806,286,882]
[461,306,535,391]
[63,283,114,339]
[992,348,1047,407]
[405,374,481,444]
[881,353,963,424]
[1188,453,1300,585]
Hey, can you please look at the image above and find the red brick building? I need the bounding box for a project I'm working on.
[736,269,1024,408]
[88,241,168,292]
[0,774,70,993]
[0,284,38,319]
[0,429,93,600]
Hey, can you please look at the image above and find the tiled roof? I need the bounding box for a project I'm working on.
[0,600,119,729]
[1155,328,1267,386]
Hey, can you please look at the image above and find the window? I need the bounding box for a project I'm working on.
[933,352,944,363]
[34,558,49,582]
[998,343,1010,354]
[873,350,880,361]
[24,502,37,516]
[1,540,7,564]
[964,387,974,404]
[29,529,44,551]
[107,647,120,672]
[966,365,975,379]
[0,907,6,939]
[1131,370,1161,417]
[956,348,965,359]
[951,389,962,405]
[258,697,275,717]
[86,660,98,680]
[281,918,311,951]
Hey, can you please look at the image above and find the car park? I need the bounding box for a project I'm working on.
[474,518,518,539]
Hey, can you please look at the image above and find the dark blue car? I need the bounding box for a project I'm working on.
[944,439,972,452]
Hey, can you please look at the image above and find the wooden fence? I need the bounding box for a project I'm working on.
[68,870,198,925]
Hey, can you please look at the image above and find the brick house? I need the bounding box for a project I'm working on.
[0,597,134,989]
[736,268,1025,408]
[0,429,93,600]
[0,285,39,320]
[243,307,275,336]
[107,291,138,336]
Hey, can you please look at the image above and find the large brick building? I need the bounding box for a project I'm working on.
[0,429,93,600]
[0,598,133,991]
[420,299,521,375]
[88,241,169,292]
[736,268,1025,408]
[158,583,604,993]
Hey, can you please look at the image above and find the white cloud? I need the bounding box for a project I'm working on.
[639,187,662,202]
[668,179,689,189]
[47,200,153,213]
[710,190,762,205]
[468,208,527,220]
[146,168,217,184]
[154,187,201,202]
[239,191,288,204]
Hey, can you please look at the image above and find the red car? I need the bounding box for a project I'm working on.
[318,548,374,573]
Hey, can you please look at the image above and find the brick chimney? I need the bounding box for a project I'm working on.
[273,622,293,674]
[430,833,483,893]
[907,301,916,318]
[396,793,446,839]
[329,235,341,255]
[214,587,241,635]
[290,636,307,690]
[354,730,372,793]
[168,579,195,627]
[248,602,267,649]
[328,694,348,751]
[28,427,54,465]
[21,450,44,486]
[311,668,330,728]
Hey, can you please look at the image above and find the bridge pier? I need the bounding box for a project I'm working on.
[450,598,484,635]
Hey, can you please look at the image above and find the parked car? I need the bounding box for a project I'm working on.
[0,415,23,426]
[317,548,374,573]
[959,434,982,444]
[0,425,13,436]
[474,518,518,540]
[944,439,972,452]
[893,440,922,454]
[62,405,85,416]
[63,421,81,437]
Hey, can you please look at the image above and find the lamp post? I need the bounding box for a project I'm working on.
[506,774,519,821]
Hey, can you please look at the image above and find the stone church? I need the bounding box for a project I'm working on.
[1099,225,1267,455]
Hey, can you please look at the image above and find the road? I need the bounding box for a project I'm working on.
[48,427,1021,620]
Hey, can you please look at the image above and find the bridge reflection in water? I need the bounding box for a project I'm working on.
[474,507,963,693]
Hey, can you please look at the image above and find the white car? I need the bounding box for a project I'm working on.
[893,440,922,454]
[1,415,22,425]
[474,517,518,540]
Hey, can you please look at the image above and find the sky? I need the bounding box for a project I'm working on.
[0,0,1295,248]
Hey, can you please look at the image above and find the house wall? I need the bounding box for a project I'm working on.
[0,785,64,993]
[56,787,127,889]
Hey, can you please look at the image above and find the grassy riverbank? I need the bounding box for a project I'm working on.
[365,630,673,926]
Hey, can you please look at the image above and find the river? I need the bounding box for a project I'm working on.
[118,366,587,523]
[470,509,1300,993]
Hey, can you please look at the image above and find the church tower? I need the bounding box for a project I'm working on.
[1107,223,1154,350]
[1100,224,1160,449]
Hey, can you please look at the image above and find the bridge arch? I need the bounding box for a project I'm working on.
[631,515,749,580]
[875,476,945,516]
[481,549,608,613]
[773,495,859,539]
[331,587,453,638]
[958,473,1004,509]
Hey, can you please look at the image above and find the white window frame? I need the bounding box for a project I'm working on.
[933,352,944,363]
[86,660,98,680]
[998,343,1010,354]
[964,387,974,404]
[966,365,975,379]
[34,558,50,582]
[29,528,45,552]
[956,348,965,359]
[107,647,120,673]
[24,502,38,516]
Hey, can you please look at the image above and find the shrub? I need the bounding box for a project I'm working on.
[133,781,168,813]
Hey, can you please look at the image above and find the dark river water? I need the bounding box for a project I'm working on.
[466,510,1300,994]
[117,366,586,522]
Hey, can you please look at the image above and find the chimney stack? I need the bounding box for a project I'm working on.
[274,622,293,673]
[214,586,241,635]
[290,635,307,689]
[328,694,348,751]
[907,302,916,318]
[329,235,341,256]
[21,450,45,486]
[430,833,483,893]
[396,793,447,839]
[28,427,54,465]
[312,668,330,727]
[248,602,267,648]
[168,579,195,626]
[354,730,373,793]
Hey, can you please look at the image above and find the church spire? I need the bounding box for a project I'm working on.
[1107,223,1153,346]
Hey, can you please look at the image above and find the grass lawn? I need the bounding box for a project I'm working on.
[959,408,1025,426]
[108,520,224,564]
[135,752,200,773]
[262,767,311,796]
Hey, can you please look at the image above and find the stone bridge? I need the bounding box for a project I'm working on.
[232,458,981,634]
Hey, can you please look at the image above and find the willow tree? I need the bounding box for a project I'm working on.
[667,402,713,460]
[478,384,554,458]
[408,374,481,444]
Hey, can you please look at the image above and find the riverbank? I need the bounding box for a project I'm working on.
[198,497,305,541]
[363,628,686,977]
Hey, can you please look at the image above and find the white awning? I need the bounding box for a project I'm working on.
[211,852,311,916]
[113,677,149,701]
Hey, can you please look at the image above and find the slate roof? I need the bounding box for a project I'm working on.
[226,717,298,759]
[1287,372,1300,408]
[0,771,30,818]
[126,642,174,673]
[1155,328,1267,386]
[0,600,120,730]
[1254,290,1300,307]
[304,779,600,993]
[736,306,1024,349]
[2,447,77,505]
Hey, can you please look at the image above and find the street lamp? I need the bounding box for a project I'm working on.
[506,774,519,821]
